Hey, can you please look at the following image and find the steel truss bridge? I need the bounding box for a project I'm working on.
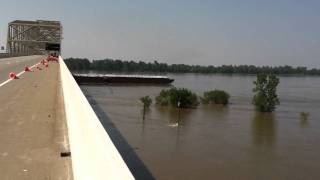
[6,20,62,55]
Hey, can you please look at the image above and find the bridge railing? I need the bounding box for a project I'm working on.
[59,56,134,180]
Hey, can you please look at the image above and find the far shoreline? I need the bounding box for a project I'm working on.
[64,57,320,76]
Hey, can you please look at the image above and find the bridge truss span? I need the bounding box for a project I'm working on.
[7,20,62,55]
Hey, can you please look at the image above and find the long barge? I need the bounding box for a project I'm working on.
[73,74,174,85]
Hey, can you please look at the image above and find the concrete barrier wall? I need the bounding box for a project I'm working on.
[0,53,32,59]
[59,56,135,180]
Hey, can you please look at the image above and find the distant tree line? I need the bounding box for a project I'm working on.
[64,58,320,75]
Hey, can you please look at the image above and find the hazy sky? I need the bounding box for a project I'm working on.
[1,0,319,67]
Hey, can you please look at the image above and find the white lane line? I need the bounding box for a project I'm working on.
[0,62,40,88]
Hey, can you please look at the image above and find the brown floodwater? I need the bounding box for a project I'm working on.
[80,73,320,180]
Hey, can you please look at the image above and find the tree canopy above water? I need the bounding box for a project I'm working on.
[252,74,280,112]
[201,90,230,105]
[65,58,320,75]
[156,88,199,108]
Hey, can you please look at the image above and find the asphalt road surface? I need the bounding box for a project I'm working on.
[0,55,44,83]
[0,56,72,179]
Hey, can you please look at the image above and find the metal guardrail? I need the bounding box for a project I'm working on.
[59,56,135,180]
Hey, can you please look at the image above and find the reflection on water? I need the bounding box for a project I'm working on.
[300,119,309,128]
[81,74,320,180]
[252,112,276,148]
[155,106,193,125]
[299,112,310,128]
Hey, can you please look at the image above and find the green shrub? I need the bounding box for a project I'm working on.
[155,89,171,106]
[156,88,199,108]
[201,90,230,105]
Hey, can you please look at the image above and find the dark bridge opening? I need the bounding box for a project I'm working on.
[45,43,61,51]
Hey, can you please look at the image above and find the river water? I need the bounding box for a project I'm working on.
[80,73,320,180]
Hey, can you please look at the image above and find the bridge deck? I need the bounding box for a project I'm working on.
[0,56,72,179]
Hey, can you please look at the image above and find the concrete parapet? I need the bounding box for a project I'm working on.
[0,53,34,59]
[59,56,135,180]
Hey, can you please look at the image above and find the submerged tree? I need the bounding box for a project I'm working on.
[155,89,171,106]
[252,74,280,112]
[140,96,152,120]
[201,90,230,105]
[156,88,199,108]
[299,112,310,128]
[300,112,310,121]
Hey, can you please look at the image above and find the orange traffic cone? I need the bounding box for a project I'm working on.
[24,66,33,72]
[41,59,47,65]
[9,72,19,79]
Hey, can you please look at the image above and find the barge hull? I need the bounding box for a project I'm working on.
[73,75,174,85]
